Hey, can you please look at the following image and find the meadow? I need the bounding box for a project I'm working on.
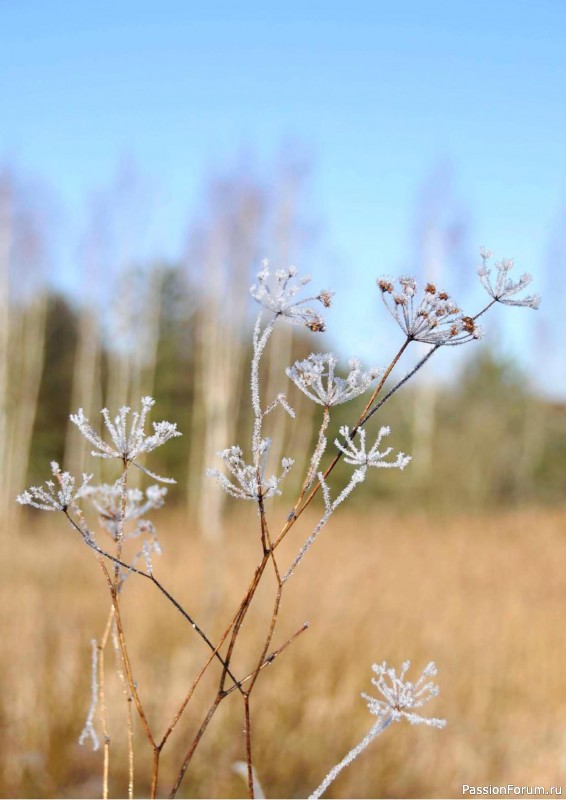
[3,505,564,798]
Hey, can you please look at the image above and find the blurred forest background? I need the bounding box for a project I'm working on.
[0,154,564,536]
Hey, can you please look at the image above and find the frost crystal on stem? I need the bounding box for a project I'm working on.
[377,276,482,345]
[70,396,181,483]
[286,353,381,406]
[477,248,541,309]
[335,426,411,470]
[250,261,333,332]
[17,462,92,512]
[78,639,100,751]
[207,440,294,502]
[310,661,445,799]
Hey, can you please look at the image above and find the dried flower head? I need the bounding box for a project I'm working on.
[80,483,167,539]
[17,462,92,512]
[335,426,411,470]
[70,396,181,483]
[362,660,446,728]
[207,439,294,502]
[250,261,333,332]
[286,353,381,407]
[377,276,482,345]
[477,248,540,309]
[309,658,445,799]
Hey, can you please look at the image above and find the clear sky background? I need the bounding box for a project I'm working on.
[1,1,564,393]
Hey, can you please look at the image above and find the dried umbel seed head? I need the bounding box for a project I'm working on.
[461,316,476,334]
[318,290,334,308]
[399,276,417,296]
[80,483,167,539]
[362,660,446,728]
[377,278,394,294]
[286,353,382,407]
[378,277,480,346]
[69,397,181,484]
[309,658,446,799]
[250,261,332,332]
[477,249,540,309]
[307,318,326,333]
[17,462,92,512]
[207,440,294,502]
[335,426,411,471]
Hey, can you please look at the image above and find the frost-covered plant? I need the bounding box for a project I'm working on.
[17,461,92,512]
[286,353,381,406]
[206,442,294,501]
[310,661,445,799]
[70,396,181,483]
[80,483,167,539]
[377,276,482,345]
[18,250,538,799]
[477,247,541,309]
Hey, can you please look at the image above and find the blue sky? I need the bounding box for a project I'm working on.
[1,1,564,392]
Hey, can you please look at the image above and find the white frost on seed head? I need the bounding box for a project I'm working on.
[287,353,382,407]
[477,248,540,309]
[250,261,333,332]
[70,396,181,483]
[17,462,92,512]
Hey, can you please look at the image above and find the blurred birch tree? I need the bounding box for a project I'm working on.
[408,163,470,476]
[64,162,163,479]
[185,154,317,539]
[0,167,50,522]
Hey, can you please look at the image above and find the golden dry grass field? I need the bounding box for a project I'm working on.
[2,506,565,798]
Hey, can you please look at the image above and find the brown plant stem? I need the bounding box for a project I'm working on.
[223,622,309,697]
[98,559,156,749]
[158,594,252,749]
[219,557,268,693]
[98,608,114,800]
[65,511,243,690]
[150,749,160,800]
[168,695,222,799]
[110,615,135,800]
[126,696,135,800]
[244,695,254,799]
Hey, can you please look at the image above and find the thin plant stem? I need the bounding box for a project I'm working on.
[65,511,243,690]
[158,593,252,749]
[150,749,160,800]
[167,619,308,798]
[219,557,268,693]
[114,466,130,589]
[111,616,135,800]
[223,622,309,697]
[102,736,110,800]
[168,695,222,799]
[98,559,156,748]
[360,345,439,427]
[98,607,114,800]
[244,696,254,799]
[309,716,394,799]
[126,697,134,800]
